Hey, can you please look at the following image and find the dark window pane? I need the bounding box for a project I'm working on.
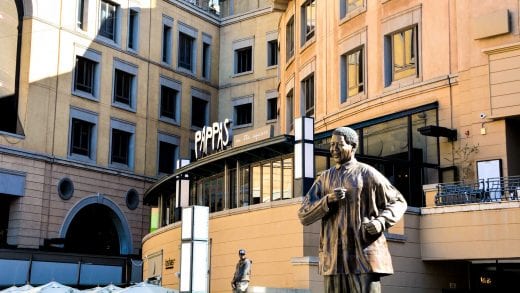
[75,56,95,94]
[114,69,133,106]
[192,97,208,128]
[159,141,176,174]
[235,103,252,125]
[286,17,294,59]
[267,98,277,120]
[202,43,210,79]
[160,86,177,120]
[235,47,252,74]
[303,75,314,116]
[179,32,194,70]
[162,25,171,63]
[71,118,93,157]
[268,40,278,66]
[128,9,138,49]
[111,129,131,165]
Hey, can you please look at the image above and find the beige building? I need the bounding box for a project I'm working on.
[141,0,520,292]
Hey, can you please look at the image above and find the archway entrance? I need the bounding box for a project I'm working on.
[65,204,120,255]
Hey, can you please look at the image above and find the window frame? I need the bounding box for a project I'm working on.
[191,88,210,129]
[109,118,135,170]
[157,133,180,175]
[340,0,366,21]
[127,7,140,52]
[390,26,418,82]
[177,22,198,74]
[286,16,294,61]
[232,95,254,129]
[201,33,212,80]
[341,46,365,103]
[232,37,254,76]
[162,16,173,65]
[76,0,89,31]
[112,59,138,112]
[301,73,315,117]
[301,0,316,46]
[286,89,294,132]
[158,76,181,125]
[68,107,98,163]
[72,47,101,101]
[266,91,278,122]
[267,36,278,68]
[98,0,121,45]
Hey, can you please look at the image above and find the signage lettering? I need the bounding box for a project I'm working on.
[194,119,231,159]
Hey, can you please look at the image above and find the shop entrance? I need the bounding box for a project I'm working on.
[470,262,520,292]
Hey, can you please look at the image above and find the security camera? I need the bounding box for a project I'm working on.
[480,113,486,119]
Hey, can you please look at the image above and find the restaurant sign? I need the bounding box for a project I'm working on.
[194,119,231,159]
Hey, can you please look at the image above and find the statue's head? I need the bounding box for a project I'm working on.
[330,127,358,164]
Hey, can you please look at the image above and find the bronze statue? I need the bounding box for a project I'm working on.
[298,127,407,292]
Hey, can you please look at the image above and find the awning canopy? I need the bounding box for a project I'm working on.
[143,135,294,205]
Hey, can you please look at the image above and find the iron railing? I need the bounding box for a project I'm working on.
[435,176,520,206]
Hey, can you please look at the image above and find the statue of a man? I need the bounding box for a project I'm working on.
[298,127,407,292]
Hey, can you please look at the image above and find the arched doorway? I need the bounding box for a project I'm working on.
[60,194,133,255]
[65,203,120,255]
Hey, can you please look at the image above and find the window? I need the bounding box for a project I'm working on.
[128,9,139,51]
[301,0,316,45]
[235,47,252,74]
[267,39,278,67]
[382,7,421,87]
[77,0,89,30]
[69,108,98,162]
[286,89,294,131]
[112,60,138,110]
[301,74,314,116]
[202,42,211,79]
[110,119,135,169]
[99,0,119,42]
[178,23,198,73]
[159,77,181,124]
[389,26,418,82]
[162,16,173,64]
[340,0,364,19]
[266,91,278,121]
[341,47,364,103]
[73,48,101,100]
[158,133,179,175]
[233,96,253,127]
[191,89,209,128]
[74,57,95,94]
[286,16,294,60]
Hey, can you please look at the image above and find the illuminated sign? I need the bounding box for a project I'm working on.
[194,119,231,159]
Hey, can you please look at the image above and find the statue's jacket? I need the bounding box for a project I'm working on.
[298,158,407,276]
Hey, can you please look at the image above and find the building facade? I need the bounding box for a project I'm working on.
[142,0,520,292]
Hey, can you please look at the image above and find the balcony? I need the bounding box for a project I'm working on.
[434,176,520,206]
[181,0,219,15]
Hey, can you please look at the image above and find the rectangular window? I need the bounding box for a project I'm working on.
[160,86,178,121]
[252,165,261,204]
[235,46,252,74]
[99,0,118,41]
[391,26,418,81]
[286,17,294,60]
[77,0,88,30]
[282,157,293,199]
[341,47,364,103]
[240,166,250,207]
[69,108,97,162]
[202,42,211,79]
[162,18,172,64]
[74,56,95,94]
[267,97,277,121]
[272,160,281,201]
[301,0,316,44]
[128,9,139,51]
[341,0,363,18]
[267,39,278,67]
[114,69,133,106]
[191,96,208,128]
[111,128,131,165]
[286,90,294,131]
[302,74,314,116]
[262,162,271,203]
[234,103,252,126]
[178,32,194,70]
[158,141,177,174]
[70,118,94,157]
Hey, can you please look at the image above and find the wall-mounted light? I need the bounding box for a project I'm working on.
[294,117,314,196]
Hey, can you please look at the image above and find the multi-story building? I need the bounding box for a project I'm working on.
[142,0,520,292]
[0,0,231,287]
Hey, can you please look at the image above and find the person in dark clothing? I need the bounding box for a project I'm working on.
[298,127,407,293]
[231,249,252,292]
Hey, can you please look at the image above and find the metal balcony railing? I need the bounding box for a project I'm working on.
[181,0,219,15]
[435,176,520,206]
